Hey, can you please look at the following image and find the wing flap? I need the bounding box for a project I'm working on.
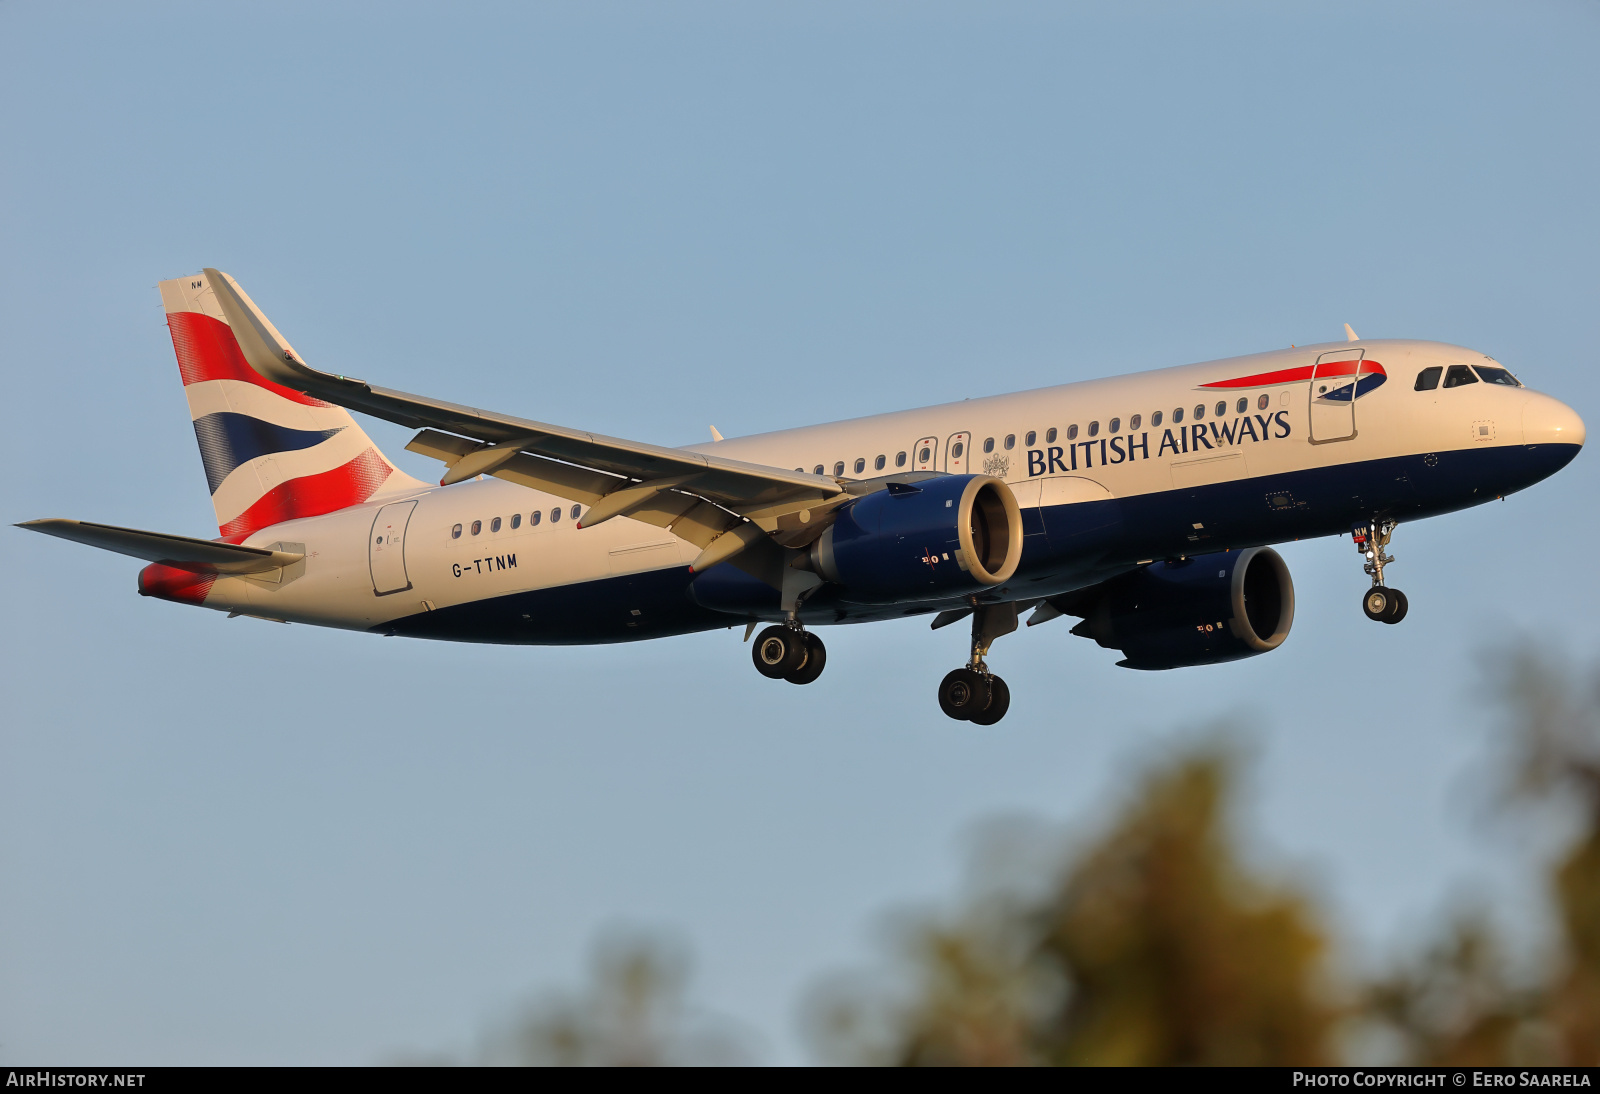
[18,519,302,574]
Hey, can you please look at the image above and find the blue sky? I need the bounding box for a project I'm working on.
[2,0,1597,1064]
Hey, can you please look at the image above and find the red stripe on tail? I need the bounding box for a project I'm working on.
[218,447,393,541]
[167,311,330,406]
[138,563,217,605]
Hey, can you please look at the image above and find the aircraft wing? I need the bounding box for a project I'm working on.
[18,519,303,574]
[204,269,845,573]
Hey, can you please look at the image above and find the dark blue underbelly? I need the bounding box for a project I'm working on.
[378,442,1578,645]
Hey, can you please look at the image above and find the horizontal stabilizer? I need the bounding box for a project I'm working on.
[17,519,303,574]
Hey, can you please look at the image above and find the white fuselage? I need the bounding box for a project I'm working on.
[189,338,1582,640]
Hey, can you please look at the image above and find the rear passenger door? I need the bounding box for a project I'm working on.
[369,500,417,596]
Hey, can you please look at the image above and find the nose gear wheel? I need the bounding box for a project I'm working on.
[1352,519,1407,625]
[1362,586,1408,624]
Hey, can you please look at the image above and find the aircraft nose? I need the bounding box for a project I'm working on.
[1522,393,1586,449]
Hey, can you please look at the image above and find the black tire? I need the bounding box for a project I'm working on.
[968,675,1010,725]
[938,668,991,721]
[786,633,827,685]
[752,625,806,679]
[1362,586,1393,622]
[1384,588,1409,625]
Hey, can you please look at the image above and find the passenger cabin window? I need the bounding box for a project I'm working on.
[1087,421,1100,437]
[1215,401,1227,417]
[854,458,866,474]
[1443,365,1479,389]
[511,513,521,530]
[1130,414,1141,430]
[490,517,502,533]
[1108,418,1120,434]
[451,523,462,539]
[1004,434,1015,450]
[471,520,482,535]
[1236,398,1248,414]
[1257,394,1270,410]
[550,508,561,523]
[1415,366,1442,391]
[895,451,907,467]
[951,441,965,458]
[531,510,542,526]
[1045,427,1057,443]
[834,461,845,477]
[983,437,995,453]
[1173,407,1184,423]
[1025,431,1036,446]
[1475,365,1522,387]
[571,504,582,520]
[918,446,931,463]
[814,464,824,475]
[1066,424,1079,440]
[1194,405,1205,420]
[874,454,886,470]
[1151,411,1163,426]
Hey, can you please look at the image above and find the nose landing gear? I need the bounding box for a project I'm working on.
[752,624,827,684]
[937,602,1016,724]
[1353,519,1408,624]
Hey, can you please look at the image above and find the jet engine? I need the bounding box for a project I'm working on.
[1064,547,1295,669]
[804,474,1024,604]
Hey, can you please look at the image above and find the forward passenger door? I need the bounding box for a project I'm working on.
[1309,349,1365,444]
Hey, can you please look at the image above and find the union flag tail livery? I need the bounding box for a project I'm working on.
[20,270,1586,724]
[157,272,423,543]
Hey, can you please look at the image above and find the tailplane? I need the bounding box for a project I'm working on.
[157,271,424,542]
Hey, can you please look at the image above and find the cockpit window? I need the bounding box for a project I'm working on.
[1473,365,1522,387]
[1442,365,1479,389]
[1414,366,1442,391]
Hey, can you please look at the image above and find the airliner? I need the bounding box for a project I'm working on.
[20,271,1585,724]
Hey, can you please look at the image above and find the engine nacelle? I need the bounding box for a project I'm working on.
[808,475,1024,604]
[1068,547,1295,669]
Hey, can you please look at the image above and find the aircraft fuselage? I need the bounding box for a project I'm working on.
[178,337,1582,644]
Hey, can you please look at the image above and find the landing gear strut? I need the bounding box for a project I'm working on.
[1353,519,1408,625]
[938,602,1015,724]
[752,624,827,684]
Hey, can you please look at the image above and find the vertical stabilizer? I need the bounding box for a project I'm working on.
[157,272,424,542]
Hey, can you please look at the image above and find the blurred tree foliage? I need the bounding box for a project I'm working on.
[807,648,1600,1067]
[1361,649,1600,1066]
[474,931,754,1066]
[426,648,1600,1066]
[807,746,1336,1065]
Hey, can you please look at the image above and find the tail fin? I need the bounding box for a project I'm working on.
[157,272,425,542]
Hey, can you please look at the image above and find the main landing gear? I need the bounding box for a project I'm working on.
[1353,518,1408,625]
[752,624,827,685]
[938,602,1017,725]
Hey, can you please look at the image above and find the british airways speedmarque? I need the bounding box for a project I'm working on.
[20,272,1585,723]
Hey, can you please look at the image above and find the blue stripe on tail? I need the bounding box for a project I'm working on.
[191,412,344,494]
